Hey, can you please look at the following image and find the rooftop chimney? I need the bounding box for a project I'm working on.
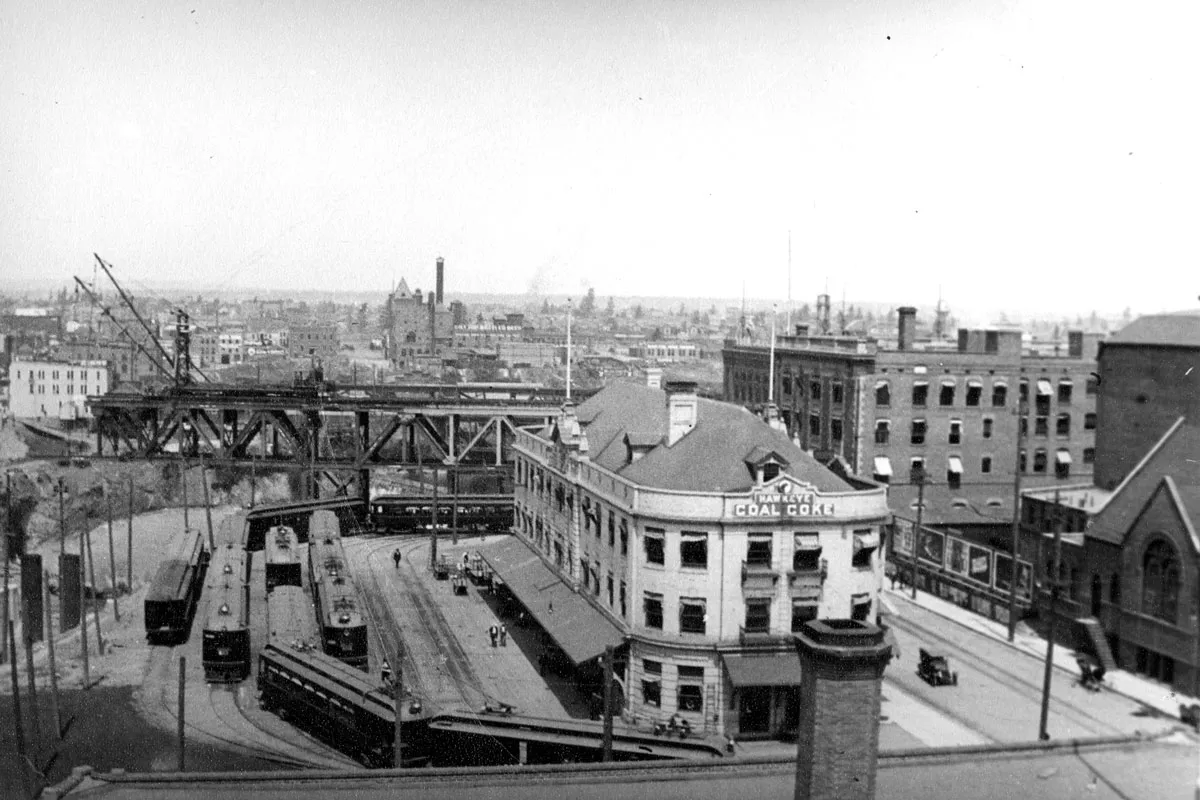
[897,306,917,351]
[435,257,444,307]
[664,380,698,446]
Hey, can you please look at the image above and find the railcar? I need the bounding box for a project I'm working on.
[309,509,342,543]
[266,585,320,654]
[215,511,249,550]
[201,543,251,682]
[144,533,209,644]
[257,644,431,768]
[264,525,302,592]
[371,494,512,534]
[307,529,368,669]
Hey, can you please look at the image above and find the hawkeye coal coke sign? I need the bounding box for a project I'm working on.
[732,480,835,518]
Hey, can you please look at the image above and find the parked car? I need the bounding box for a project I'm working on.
[918,648,958,686]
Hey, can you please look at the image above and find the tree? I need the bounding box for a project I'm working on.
[579,288,596,316]
[605,296,615,317]
[633,304,644,320]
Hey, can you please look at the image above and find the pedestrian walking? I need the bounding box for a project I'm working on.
[392,548,401,569]
[499,624,508,646]
[489,624,499,647]
[381,659,393,687]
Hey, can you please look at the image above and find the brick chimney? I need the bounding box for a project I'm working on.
[435,256,444,307]
[897,307,917,351]
[664,380,698,446]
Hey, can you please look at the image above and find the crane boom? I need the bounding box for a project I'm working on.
[93,253,177,371]
[72,276,175,381]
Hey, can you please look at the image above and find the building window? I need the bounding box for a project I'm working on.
[1083,447,1095,464]
[1019,416,1029,437]
[1035,416,1049,437]
[992,383,1008,408]
[619,519,629,556]
[1142,540,1180,623]
[677,666,705,712]
[1019,449,1027,473]
[1019,379,1029,404]
[680,532,708,569]
[642,660,662,707]
[643,593,664,629]
[851,594,872,621]
[981,455,992,474]
[1086,376,1099,396]
[644,529,665,565]
[874,420,890,445]
[620,581,627,617]
[831,418,843,442]
[1055,449,1072,479]
[910,419,927,445]
[791,601,819,632]
[1056,413,1071,436]
[965,380,982,407]
[1033,448,1047,473]
[679,598,707,634]
[982,417,994,439]
[1084,413,1097,430]
[912,381,929,407]
[810,381,821,401]
[872,457,892,484]
[831,383,844,404]
[1058,381,1073,404]
[744,599,771,633]
[608,513,616,546]
[985,331,999,353]
[852,529,877,569]
[910,458,925,484]
[946,458,962,489]
[793,533,822,572]
[939,381,955,406]
[809,413,820,437]
[948,420,962,445]
[1035,384,1051,416]
[875,380,890,407]
[746,534,772,566]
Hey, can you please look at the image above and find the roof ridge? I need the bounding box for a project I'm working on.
[1161,476,1200,555]
[1106,415,1186,501]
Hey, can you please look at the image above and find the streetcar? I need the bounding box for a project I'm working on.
[264,525,302,592]
[307,530,368,669]
[266,585,319,653]
[257,644,431,768]
[144,533,209,644]
[215,510,249,550]
[201,543,251,682]
[370,494,512,534]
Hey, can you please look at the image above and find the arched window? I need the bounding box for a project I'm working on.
[1142,540,1181,623]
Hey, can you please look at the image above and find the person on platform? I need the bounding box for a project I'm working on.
[489,624,499,647]
[392,548,402,569]
[499,624,508,646]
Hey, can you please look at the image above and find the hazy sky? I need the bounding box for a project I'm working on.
[2,0,1196,313]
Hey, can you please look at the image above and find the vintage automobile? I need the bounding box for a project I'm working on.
[918,648,959,686]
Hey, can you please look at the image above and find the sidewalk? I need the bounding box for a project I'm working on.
[880,584,1198,721]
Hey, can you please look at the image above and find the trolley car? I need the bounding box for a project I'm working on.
[215,511,249,550]
[201,543,251,682]
[371,494,513,534]
[307,530,368,669]
[266,585,319,653]
[264,525,302,592]
[144,533,209,644]
[257,644,430,768]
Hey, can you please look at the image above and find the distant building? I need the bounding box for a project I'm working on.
[55,338,161,384]
[9,358,110,420]
[510,379,889,741]
[629,342,698,361]
[287,322,340,360]
[386,257,455,363]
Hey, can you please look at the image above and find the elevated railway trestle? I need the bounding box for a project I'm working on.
[89,383,572,499]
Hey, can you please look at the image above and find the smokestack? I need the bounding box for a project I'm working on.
[897,306,917,351]
[435,257,444,306]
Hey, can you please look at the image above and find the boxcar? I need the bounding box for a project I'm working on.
[264,525,302,593]
[144,533,209,644]
[307,530,368,669]
[266,585,319,653]
[257,644,430,768]
[201,543,251,682]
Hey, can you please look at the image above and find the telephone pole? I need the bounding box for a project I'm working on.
[910,467,926,600]
[1038,488,1063,741]
[1008,398,1028,642]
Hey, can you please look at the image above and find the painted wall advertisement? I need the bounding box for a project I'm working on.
[891,517,1027,597]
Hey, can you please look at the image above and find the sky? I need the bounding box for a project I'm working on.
[1,0,1197,315]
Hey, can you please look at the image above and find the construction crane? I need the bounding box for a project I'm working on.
[93,253,178,372]
[72,276,175,382]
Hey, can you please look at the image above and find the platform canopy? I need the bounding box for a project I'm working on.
[721,652,804,687]
[480,536,625,665]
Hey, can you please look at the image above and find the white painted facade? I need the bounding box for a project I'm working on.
[9,358,110,420]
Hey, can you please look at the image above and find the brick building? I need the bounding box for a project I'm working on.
[9,358,110,420]
[505,379,889,741]
[386,257,456,363]
[55,338,160,384]
[287,322,340,360]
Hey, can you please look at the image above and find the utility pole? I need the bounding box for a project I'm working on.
[106,487,120,621]
[393,655,404,768]
[565,298,573,400]
[58,477,67,556]
[451,462,459,547]
[601,645,614,762]
[910,467,926,600]
[1008,398,1028,642]
[43,570,62,739]
[23,609,41,764]
[177,656,187,771]
[84,523,104,655]
[78,539,91,688]
[2,471,11,666]
[1038,488,1063,741]
[429,474,439,572]
[127,476,134,591]
[8,620,30,799]
[181,461,190,533]
[201,467,215,553]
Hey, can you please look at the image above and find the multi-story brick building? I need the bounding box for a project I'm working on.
[9,358,110,420]
[287,322,340,360]
[386,257,455,363]
[55,338,161,384]
[506,379,889,740]
[723,309,1100,522]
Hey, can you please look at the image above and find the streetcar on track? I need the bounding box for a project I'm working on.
[264,525,302,592]
[257,644,431,768]
[308,527,368,669]
[201,543,251,682]
[266,585,320,653]
[215,511,249,550]
[144,533,209,644]
[370,494,512,534]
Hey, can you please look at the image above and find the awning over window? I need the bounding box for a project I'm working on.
[1036,380,1052,395]
[1059,379,1073,386]
[967,378,982,387]
[992,379,1008,387]
[853,531,880,551]
[794,533,822,550]
[722,652,804,687]
[941,379,956,387]
[875,379,889,389]
[873,456,892,477]
[947,456,963,474]
[680,532,706,543]
[912,380,929,388]
[851,592,872,606]
[480,537,624,665]
[1056,450,1073,464]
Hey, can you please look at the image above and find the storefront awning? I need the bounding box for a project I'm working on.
[947,456,963,474]
[794,532,822,550]
[1036,379,1052,395]
[722,652,804,687]
[1056,450,1072,464]
[967,378,982,387]
[873,456,892,477]
[480,536,624,665]
[941,378,956,387]
[853,531,880,551]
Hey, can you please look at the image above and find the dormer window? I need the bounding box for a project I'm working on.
[762,463,781,482]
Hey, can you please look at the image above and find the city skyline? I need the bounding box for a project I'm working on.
[3,0,1197,314]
